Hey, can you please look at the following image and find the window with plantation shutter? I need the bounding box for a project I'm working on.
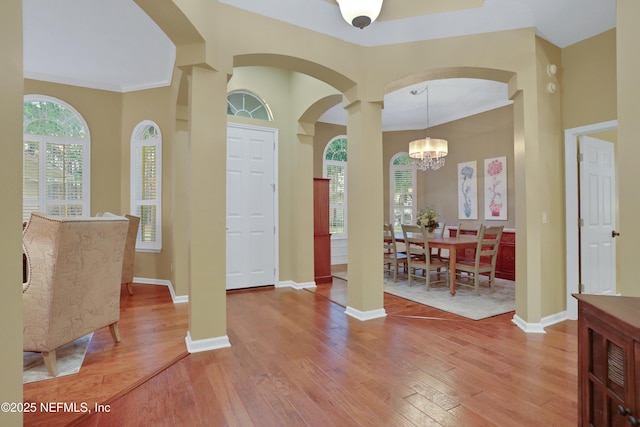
[323,137,347,238]
[23,96,90,222]
[131,121,162,252]
[390,153,416,232]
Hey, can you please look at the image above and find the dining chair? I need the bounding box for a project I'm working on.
[456,221,481,265]
[384,223,407,282]
[430,222,448,261]
[454,225,504,295]
[401,224,449,290]
[457,221,480,235]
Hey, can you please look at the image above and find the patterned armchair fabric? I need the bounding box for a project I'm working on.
[97,212,140,295]
[22,212,129,376]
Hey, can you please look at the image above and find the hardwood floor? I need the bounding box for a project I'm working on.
[23,284,189,427]
[74,276,578,427]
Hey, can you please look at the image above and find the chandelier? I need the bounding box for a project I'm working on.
[336,0,383,29]
[408,87,448,171]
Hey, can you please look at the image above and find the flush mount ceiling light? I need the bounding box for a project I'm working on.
[337,0,383,29]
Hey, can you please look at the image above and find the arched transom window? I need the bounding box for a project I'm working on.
[23,95,90,221]
[227,90,273,121]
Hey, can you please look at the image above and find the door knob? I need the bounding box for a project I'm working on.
[612,230,621,238]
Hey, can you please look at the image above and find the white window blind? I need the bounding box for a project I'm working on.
[131,121,162,252]
[390,153,416,231]
[23,96,90,221]
[323,137,348,238]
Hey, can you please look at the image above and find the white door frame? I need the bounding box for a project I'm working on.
[226,122,279,288]
[564,120,617,319]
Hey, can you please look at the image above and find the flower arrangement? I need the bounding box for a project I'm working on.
[417,205,440,232]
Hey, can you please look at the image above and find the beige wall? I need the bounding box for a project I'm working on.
[1,0,24,424]
[617,0,640,296]
[535,37,565,316]
[562,29,617,128]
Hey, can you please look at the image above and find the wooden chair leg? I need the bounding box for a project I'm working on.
[126,281,134,295]
[42,350,59,377]
[474,273,480,296]
[109,322,121,343]
[393,261,398,283]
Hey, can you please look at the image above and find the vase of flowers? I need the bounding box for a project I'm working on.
[417,206,440,233]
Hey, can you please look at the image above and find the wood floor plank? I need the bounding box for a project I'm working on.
[66,278,577,426]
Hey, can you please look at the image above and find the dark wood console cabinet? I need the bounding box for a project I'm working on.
[449,227,515,280]
[313,178,332,284]
[575,294,640,427]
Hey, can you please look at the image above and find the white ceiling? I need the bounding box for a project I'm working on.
[23,0,616,130]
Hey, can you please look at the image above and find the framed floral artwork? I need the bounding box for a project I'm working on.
[484,156,507,220]
[458,161,477,219]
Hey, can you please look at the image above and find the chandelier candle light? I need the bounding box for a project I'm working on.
[408,86,448,171]
[337,0,383,29]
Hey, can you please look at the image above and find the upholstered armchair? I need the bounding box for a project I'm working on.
[97,212,140,295]
[22,212,129,376]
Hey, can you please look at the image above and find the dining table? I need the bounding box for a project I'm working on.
[396,232,478,296]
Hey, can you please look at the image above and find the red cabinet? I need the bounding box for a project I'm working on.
[313,178,332,284]
[495,230,515,281]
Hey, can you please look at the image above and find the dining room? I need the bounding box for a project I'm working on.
[312,85,516,319]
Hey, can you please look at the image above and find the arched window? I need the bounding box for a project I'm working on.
[323,136,348,238]
[390,153,416,230]
[227,90,273,121]
[130,120,162,252]
[23,95,90,221]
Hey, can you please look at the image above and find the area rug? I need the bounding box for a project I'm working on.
[23,333,93,384]
[333,270,515,320]
[384,275,515,320]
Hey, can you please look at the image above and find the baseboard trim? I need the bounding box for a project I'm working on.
[276,280,317,289]
[133,277,188,304]
[541,311,568,328]
[345,306,387,321]
[512,311,569,333]
[185,331,231,353]
[512,315,545,333]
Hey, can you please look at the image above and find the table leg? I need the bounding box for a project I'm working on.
[449,248,457,295]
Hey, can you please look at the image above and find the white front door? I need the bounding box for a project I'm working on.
[226,123,277,290]
[579,135,616,295]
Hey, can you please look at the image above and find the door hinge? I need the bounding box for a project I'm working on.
[579,283,585,293]
[271,183,276,192]
[578,218,584,227]
[578,152,584,162]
